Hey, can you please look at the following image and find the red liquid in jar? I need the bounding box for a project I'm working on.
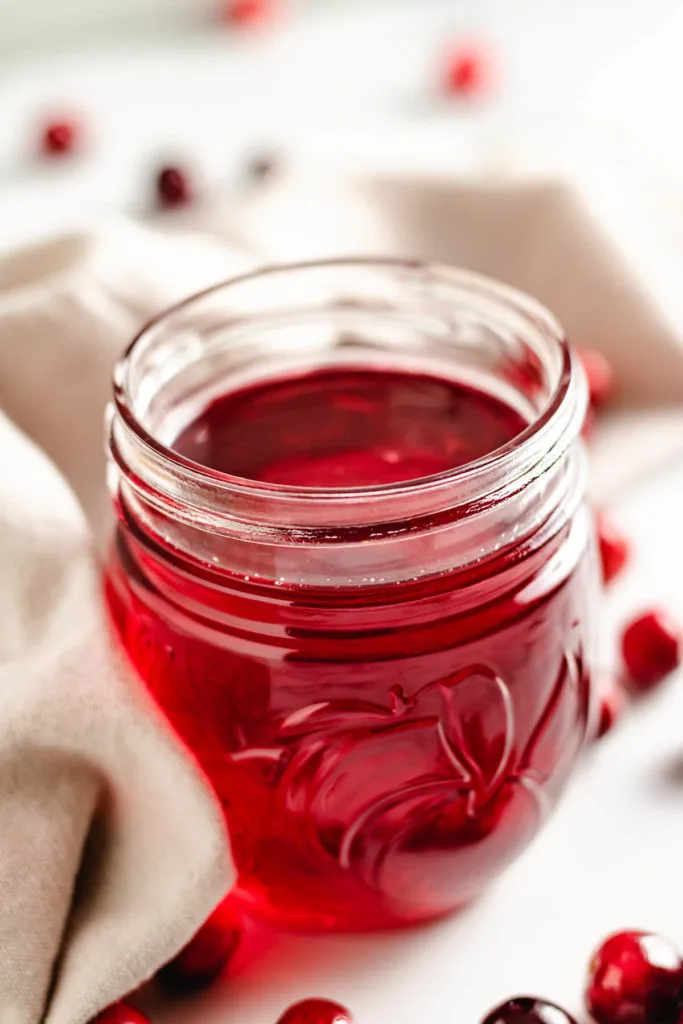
[106,367,595,930]
[171,368,527,486]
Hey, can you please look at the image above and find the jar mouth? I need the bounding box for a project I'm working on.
[113,257,582,513]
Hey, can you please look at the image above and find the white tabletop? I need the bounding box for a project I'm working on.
[3,3,683,1022]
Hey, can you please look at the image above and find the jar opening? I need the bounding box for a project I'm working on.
[111,258,585,535]
[168,363,532,491]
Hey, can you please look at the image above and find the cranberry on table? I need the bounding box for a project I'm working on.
[276,999,353,1024]
[93,1004,150,1024]
[597,511,631,585]
[578,348,615,408]
[221,0,273,25]
[586,930,683,1024]
[155,166,193,209]
[40,118,80,156]
[481,996,578,1024]
[157,900,240,994]
[443,47,488,96]
[621,610,682,692]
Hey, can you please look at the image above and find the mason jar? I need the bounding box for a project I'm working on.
[106,258,598,931]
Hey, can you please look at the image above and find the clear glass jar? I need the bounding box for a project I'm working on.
[105,259,598,931]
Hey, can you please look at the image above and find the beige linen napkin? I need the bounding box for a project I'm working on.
[0,221,246,1024]
[211,131,683,408]
[2,135,683,1023]
[0,412,226,1024]
[202,140,683,496]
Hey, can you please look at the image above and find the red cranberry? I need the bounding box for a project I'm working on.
[481,997,578,1024]
[596,679,626,739]
[157,901,240,994]
[221,0,272,25]
[621,610,682,692]
[597,511,631,585]
[93,1004,150,1024]
[578,348,615,408]
[443,48,488,96]
[41,118,80,156]
[155,166,193,209]
[276,999,353,1024]
[586,930,683,1024]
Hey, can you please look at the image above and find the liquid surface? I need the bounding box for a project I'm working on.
[107,367,596,930]
[172,367,528,487]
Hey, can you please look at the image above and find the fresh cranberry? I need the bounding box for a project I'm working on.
[597,511,631,585]
[93,1004,150,1024]
[41,118,80,156]
[221,0,273,25]
[586,930,683,1024]
[578,348,615,408]
[621,610,682,692]
[443,48,488,96]
[275,999,353,1024]
[481,997,578,1024]
[596,679,626,739]
[157,901,240,994]
[155,166,193,209]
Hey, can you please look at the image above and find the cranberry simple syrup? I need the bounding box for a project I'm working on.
[108,370,593,928]
[172,368,526,486]
[106,260,597,931]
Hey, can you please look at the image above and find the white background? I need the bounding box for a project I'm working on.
[5,0,683,250]
[3,2,683,1022]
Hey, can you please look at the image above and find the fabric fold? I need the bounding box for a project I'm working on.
[0,220,245,546]
[0,230,239,1024]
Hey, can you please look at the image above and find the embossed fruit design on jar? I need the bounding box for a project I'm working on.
[106,259,598,930]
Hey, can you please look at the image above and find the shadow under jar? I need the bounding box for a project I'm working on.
[106,258,598,931]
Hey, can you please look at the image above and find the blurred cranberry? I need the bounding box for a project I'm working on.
[596,680,626,739]
[481,996,578,1024]
[622,610,682,693]
[246,152,278,181]
[443,47,489,96]
[221,0,273,25]
[155,166,193,209]
[597,511,631,585]
[41,118,80,156]
[276,999,353,1024]
[586,930,683,1024]
[578,348,615,408]
[93,1004,150,1024]
[157,900,241,994]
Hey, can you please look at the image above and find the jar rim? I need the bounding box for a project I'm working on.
[113,256,581,511]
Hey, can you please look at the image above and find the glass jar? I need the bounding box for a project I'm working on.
[106,259,598,931]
